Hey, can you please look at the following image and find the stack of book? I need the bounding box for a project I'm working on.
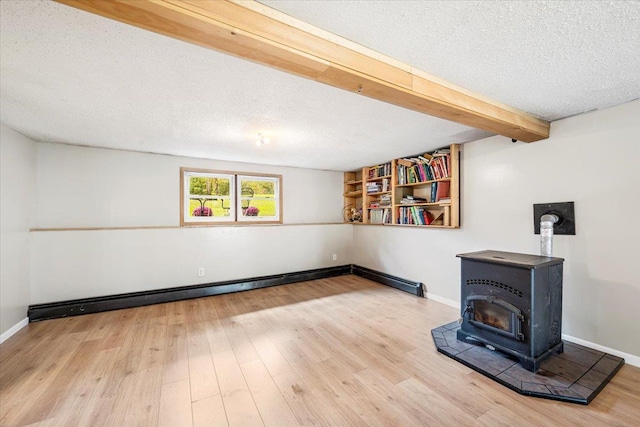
[400,195,428,204]
[370,209,391,224]
[368,162,392,179]
[397,206,433,225]
[369,194,392,209]
[366,182,382,193]
[432,181,450,203]
[396,148,451,185]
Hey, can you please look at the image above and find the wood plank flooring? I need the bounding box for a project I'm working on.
[1,275,639,426]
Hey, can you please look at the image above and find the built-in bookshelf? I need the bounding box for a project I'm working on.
[343,143,460,228]
[364,162,392,224]
[343,169,363,223]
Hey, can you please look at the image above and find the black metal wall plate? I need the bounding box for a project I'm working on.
[533,202,576,235]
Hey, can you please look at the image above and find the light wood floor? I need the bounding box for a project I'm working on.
[1,275,639,426]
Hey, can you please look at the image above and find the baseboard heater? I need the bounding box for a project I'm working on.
[351,265,424,297]
[28,265,422,322]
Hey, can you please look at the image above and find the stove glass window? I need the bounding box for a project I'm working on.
[473,300,511,332]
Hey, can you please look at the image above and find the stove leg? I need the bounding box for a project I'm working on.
[520,341,565,373]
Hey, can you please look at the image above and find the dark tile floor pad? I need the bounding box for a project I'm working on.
[432,321,624,404]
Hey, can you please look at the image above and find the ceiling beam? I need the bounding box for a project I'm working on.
[54,0,550,142]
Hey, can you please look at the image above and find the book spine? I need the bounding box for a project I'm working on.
[417,163,425,182]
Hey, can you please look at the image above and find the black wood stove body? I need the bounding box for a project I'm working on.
[456,250,564,372]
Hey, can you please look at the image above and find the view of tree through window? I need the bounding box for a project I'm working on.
[238,176,279,220]
[184,172,234,220]
[241,180,274,195]
[189,177,230,196]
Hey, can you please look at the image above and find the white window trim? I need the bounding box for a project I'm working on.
[181,169,235,225]
[180,168,282,226]
[236,175,281,222]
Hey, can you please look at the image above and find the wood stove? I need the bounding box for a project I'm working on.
[456,250,564,372]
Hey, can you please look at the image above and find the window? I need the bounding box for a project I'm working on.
[180,168,282,225]
[182,169,235,224]
[237,175,281,222]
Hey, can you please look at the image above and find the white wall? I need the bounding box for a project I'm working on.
[354,100,640,358]
[31,225,352,303]
[34,143,344,228]
[0,125,36,337]
[31,144,352,303]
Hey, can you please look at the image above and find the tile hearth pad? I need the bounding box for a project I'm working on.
[432,321,624,404]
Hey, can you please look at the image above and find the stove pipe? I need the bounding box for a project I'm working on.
[540,214,559,257]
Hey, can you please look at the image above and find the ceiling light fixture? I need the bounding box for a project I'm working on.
[256,133,270,146]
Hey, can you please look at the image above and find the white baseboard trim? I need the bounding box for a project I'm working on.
[562,333,640,368]
[425,292,460,309]
[0,317,29,344]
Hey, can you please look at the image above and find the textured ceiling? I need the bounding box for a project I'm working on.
[1,1,639,171]
[263,0,640,121]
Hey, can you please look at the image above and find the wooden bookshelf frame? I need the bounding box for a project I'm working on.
[344,143,460,228]
[363,165,392,225]
[343,170,363,223]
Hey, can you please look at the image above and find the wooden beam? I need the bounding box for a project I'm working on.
[54,0,550,142]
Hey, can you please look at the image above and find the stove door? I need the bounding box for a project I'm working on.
[464,295,524,341]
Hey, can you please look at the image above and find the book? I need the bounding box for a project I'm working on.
[414,207,426,225]
[423,210,433,225]
[410,207,421,225]
[424,163,433,181]
[429,158,440,179]
[366,182,382,193]
[367,162,392,179]
[434,157,443,179]
[416,163,426,181]
[442,155,449,177]
[397,165,405,184]
[410,167,419,183]
[400,195,427,204]
[436,181,450,201]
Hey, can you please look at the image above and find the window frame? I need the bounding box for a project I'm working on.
[180,168,236,226]
[236,174,282,223]
[180,168,283,226]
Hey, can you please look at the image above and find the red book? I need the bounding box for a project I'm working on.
[430,160,440,179]
[437,157,445,179]
[436,181,450,201]
[423,210,433,225]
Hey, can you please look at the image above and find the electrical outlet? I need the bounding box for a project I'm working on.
[332,254,337,261]
[198,267,205,277]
